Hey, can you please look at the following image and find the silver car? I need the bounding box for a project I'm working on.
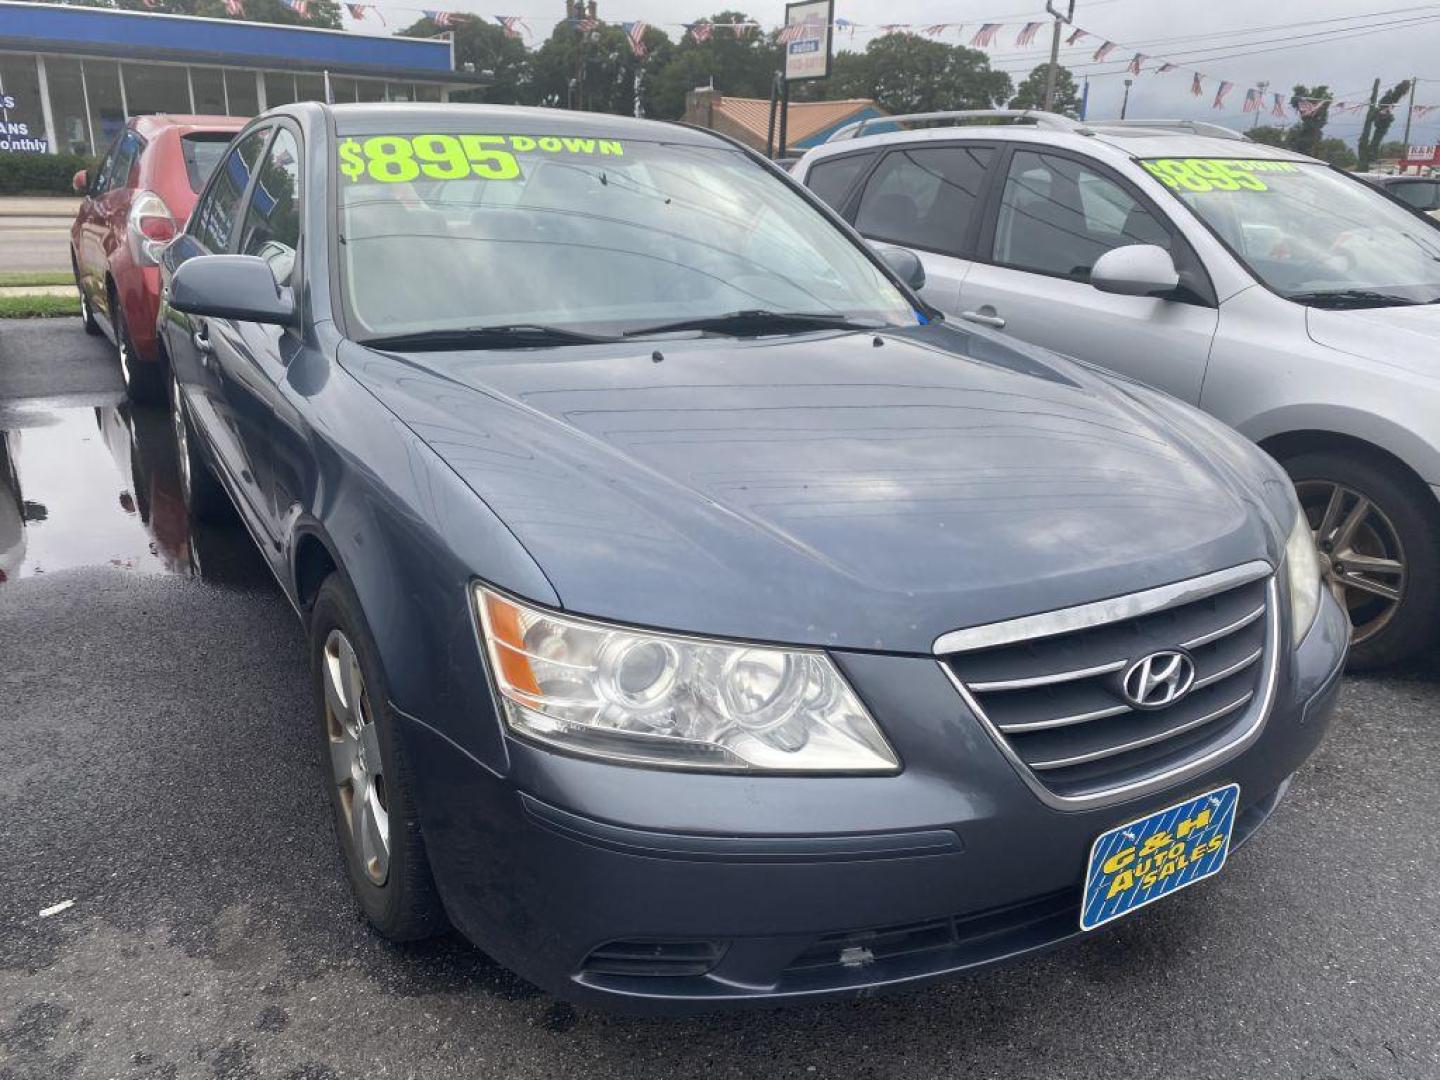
[794,111,1440,668]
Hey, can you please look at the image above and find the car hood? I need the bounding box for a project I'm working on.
[339,324,1274,653]
[1307,303,1440,380]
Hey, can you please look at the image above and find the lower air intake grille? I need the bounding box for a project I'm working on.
[580,939,725,978]
[940,564,1277,806]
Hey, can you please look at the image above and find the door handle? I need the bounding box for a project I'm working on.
[192,324,213,355]
[960,310,1007,329]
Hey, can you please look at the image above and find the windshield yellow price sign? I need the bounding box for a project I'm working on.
[337,133,626,183]
[1141,158,1300,193]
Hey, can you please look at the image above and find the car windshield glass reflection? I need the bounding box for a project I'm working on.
[335,132,917,342]
[1146,159,1440,307]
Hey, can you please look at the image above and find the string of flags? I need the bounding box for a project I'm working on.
[186,1,1440,120]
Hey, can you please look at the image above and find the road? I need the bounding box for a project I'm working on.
[1,318,1437,1080]
[0,199,77,274]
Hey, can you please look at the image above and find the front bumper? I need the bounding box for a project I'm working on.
[399,588,1348,1014]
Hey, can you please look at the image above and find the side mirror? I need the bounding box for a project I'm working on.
[170,254,295,325]
[72,169,88,194]
[871,243,926,292]
[1090,244,1180,298]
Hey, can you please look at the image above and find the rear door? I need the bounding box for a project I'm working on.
[840,141,997,312]
[94,130,145,323]
[959,147,1219,404]
[75,135,119,302]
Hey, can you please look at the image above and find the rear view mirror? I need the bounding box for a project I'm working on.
[169,254,295,325]
[72,170,88,194]
[871,243,926,292]
[1090,244,1180,298]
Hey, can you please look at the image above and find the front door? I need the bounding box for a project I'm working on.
[844,142,998,313]
[960,148,1219,405]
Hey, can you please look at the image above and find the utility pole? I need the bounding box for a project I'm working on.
[1121,78,1132,119]
[1253,80,1268,129]
[1042,0,1076,113]
[1401,74,1418,149]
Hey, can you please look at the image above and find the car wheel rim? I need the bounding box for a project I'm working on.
[170,377,192,500]
[323,628,390,886]
[1297,479,1407,646]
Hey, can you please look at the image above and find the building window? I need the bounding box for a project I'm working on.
[330,77,360,103]
[79,61,126,146]
[413,83,442,102]
[384,82,414,102]
[296,74,325,103]
[265,72,297,107]
[0,55,46,153]
[123,62,191,116]
[227,71,259,117]
[354,78,385,103]
[43,57,92,155]
[191,68,227,115]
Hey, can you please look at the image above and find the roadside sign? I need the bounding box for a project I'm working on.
[782,0,833,82]
[1401,144,1440,167]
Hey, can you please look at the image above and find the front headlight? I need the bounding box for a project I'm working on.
[1283,503,1324,647]
[473,587,898,773]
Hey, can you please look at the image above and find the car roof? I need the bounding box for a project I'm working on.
[326,102,724,147]
[799,121,1321,170]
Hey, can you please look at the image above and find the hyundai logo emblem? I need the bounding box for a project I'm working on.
[1121,650,1196,710]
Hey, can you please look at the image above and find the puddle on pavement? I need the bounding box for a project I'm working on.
[1,398,270,588]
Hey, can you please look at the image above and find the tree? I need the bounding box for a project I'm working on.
[1247,125,1287,148]
[648,11,781,119]
[1008,63,1079,116]
[64,0,344,30]
[823,33,1010,115]
[1286,84,1331,157]
[1379,139,1409,160]
[1313,137,1358,170]
[397,16,530,103]
[528,19,672,116]
[1357,79,1411,170]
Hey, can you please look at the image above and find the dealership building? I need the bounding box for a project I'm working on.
[0,0,487,156]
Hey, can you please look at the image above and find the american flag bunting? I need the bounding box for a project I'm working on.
[970,23,1001,47]
[1015,21,1043,47]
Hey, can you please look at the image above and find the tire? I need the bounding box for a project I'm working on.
[310,572,446,941]
[1282,449,1440,670]
[114,295,165,405]
[167,364,229,523]
[74,257,100,336]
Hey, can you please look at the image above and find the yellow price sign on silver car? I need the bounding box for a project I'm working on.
[337,133,625,184]
[1141,158,1300,193]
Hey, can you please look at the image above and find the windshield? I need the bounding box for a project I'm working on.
[334,130,917,339]
[1141,157,1440,307]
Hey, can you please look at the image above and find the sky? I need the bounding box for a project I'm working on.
[349,0,1440,146]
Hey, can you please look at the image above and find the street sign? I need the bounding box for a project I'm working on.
[782,0,833,82]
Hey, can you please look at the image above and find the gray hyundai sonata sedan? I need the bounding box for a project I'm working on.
[155,102,1349,1012]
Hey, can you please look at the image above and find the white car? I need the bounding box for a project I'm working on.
[794,111,1440,668]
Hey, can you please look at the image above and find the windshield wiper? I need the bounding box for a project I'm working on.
[622,309,886,338]
[1286,289,1420,310]
[359,324,619,351]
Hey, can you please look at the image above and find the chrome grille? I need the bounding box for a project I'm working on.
[939,563,1278,809]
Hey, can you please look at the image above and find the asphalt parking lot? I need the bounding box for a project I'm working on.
[2,317,1438,1080]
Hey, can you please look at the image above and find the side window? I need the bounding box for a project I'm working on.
[805,153,874,212]
[90,135,120,195]
[992,151,1171,281]
[189,128,268,254]
[238,128,302,287]
[1393,181,1439,211]
[853,145,992,256]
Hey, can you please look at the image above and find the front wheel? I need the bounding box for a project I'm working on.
[1284,450,1440,670]
[310,573,446,941]
[73,257,100,336]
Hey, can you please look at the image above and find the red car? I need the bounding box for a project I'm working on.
[71,114,247,402]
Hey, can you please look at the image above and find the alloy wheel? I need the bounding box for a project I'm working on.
[323,628,390,886]
[1297,479,1407,646]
